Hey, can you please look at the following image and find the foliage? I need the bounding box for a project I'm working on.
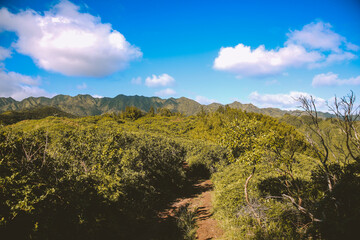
[0,106,75,125]
[213,163,306,239]
[212,110,309,239]
[185,142,227,178]
[157,107,174,117]
[0,94,358,239]
[174,203,198,240]
[212,92,360,239]
[120,106,144,120]
[0,125,187,239]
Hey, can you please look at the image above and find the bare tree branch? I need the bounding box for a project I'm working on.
[244,167,262,227]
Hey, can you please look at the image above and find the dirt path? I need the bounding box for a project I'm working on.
[159,179,223,240]
[192,180,223,239]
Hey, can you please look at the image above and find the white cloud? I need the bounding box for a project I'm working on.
[0,70,50,100]
[155,88,176,97]
[214,21,358,77]
[214,43,322,77]
[309,51,356,68]
[92,94,103,98]
[312,72,360,87]
[0,46,11,61]
[195,96,218,105]
[347,42,360,51]
[76,82,87,89]
[0,0,142,77]
[145,73,175,87]
[286,21,347,52]
[249,91,327,110]
[131,76,142,85]
[325,52,356,63]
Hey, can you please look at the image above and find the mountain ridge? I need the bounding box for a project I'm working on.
[0,94,333,118]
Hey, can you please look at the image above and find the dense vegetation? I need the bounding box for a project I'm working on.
[0,106,75,125]
[0,93,358,239]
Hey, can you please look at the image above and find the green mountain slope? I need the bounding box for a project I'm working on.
[0,94,333,118]
[0,106,75,125]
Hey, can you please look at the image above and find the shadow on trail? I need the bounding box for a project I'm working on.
[134,172,213,240]
[196,206,213,221]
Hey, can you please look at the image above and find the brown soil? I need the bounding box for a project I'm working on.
[192,180,223,240]
[158,179,223,240]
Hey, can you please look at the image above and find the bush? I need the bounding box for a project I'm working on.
[0,127,187,239]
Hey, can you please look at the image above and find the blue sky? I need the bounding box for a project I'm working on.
[0,0,359,110]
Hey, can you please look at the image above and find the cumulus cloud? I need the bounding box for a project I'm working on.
[195,96,218,105]
[214,44,322,76]
[92,94,103,98]
[145,73,175,87]
[155,88,176,97]
[312,72,360,87]
[249,91,327,110]
[0,0,142,77]
[0,70,50,100]
[131,76,142,85]
[214,21,358,77]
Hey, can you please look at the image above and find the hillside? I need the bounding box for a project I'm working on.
[1,102,357,240]
[0,94,333,118]
[0,106,75,125]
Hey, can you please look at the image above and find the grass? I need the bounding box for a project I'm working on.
[174,203,199,240]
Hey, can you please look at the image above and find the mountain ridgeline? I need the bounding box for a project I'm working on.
[0,94,333,118]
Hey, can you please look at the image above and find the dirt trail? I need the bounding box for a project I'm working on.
[192,180,223,240]
[159,179,223,240]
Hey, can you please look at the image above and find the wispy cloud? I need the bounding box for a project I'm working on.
[312,72,360,87]
[286,21,348,52]
[0,70,50,100]
[155,88,176,97]
[76,82,87,90]
[195,96,218,105]
[0,46,11,61]
[131,76,142,85]
[249,91,327,110]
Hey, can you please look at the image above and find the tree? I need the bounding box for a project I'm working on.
[220,113,307,230]
[328,91,360,162]
[218,96,360,239]
[297,92,360,239]
[147,106,155,117]
[157,107,173,117]
[121,106,143,120]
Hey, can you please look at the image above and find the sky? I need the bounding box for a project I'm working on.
[0,0,359,111]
